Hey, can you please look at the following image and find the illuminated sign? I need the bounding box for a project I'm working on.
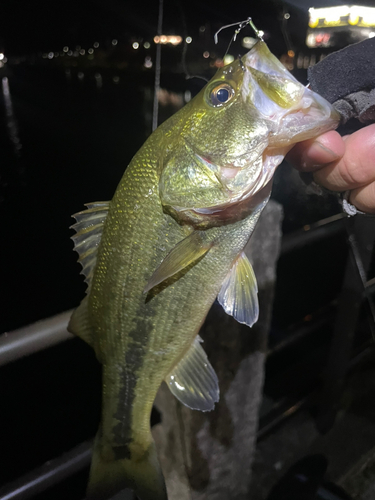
[309,5,375,28]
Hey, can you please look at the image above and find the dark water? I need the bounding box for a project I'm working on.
[0,66,150,493]
[1,66,146,332]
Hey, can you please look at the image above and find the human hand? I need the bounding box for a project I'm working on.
[286,124,375,214]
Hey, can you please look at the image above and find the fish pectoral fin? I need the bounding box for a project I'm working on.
[165,336,219,412]
[217,251,259,328]
[143,231,212,294]
[68,296,94,346]
[70,201,110,292]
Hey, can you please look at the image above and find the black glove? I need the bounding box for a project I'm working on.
[308,37,375,124]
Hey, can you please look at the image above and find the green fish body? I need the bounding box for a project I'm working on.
[69,41,339,500]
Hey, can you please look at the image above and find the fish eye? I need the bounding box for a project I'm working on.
[209,83,235,107]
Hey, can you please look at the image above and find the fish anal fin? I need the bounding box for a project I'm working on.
[165,336,219,412]
[144,231,212,294]
[70,201,110,292]
[217,251,259,328]
[68,296,94,346]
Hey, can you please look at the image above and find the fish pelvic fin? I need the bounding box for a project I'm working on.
[144,230,212,294]
[218,251,259,327]
[87,433,167,500]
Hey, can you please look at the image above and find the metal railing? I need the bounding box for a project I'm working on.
[0,310,74,368]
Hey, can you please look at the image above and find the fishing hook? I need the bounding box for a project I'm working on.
[214,17,264,45]
[238,55,246,72]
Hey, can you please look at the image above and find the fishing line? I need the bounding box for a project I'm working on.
[176,0,208,84]
[214,17,264,59]
[280,6,294,55]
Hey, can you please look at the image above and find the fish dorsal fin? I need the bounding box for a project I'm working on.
[165,336,219,411]
[71,202,110,291]
[144,231,212,294]
[217,252,259,328]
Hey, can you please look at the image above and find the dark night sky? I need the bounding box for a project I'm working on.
[0,0,304,55]
[2,0,375,56]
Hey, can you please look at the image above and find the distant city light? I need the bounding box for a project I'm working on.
[186,36,192,44]
[76,45,81,51]
[203,51,210,58]
[78,72,84,81]
[113,76,120,84]
[223,54,234,65]
[199,26,206,32]
[67,50,73,56]
[0,53,4,61]
[48,52,54,59]
[153,35,182,45]
[93,42,99,48]
[112,39,118,46]
[144,42,151,49]
[284,12,290,19]
[88,48,94,54]
[287,50,295,57]
[169,36,182,45]
[132,42,139,49]
[306,32,331,48]
[63,46,69,52]
[42,53,47,59]
[144,56,153,68]
[184,90,191,102]
[54,52,59,57]
[79,49,85,55]
[258,30,264,38]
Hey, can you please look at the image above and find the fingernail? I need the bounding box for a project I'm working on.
[297,140,341,172]
[309,140,341,160]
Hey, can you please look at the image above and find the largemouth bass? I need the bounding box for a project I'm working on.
[69,40,339,500]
